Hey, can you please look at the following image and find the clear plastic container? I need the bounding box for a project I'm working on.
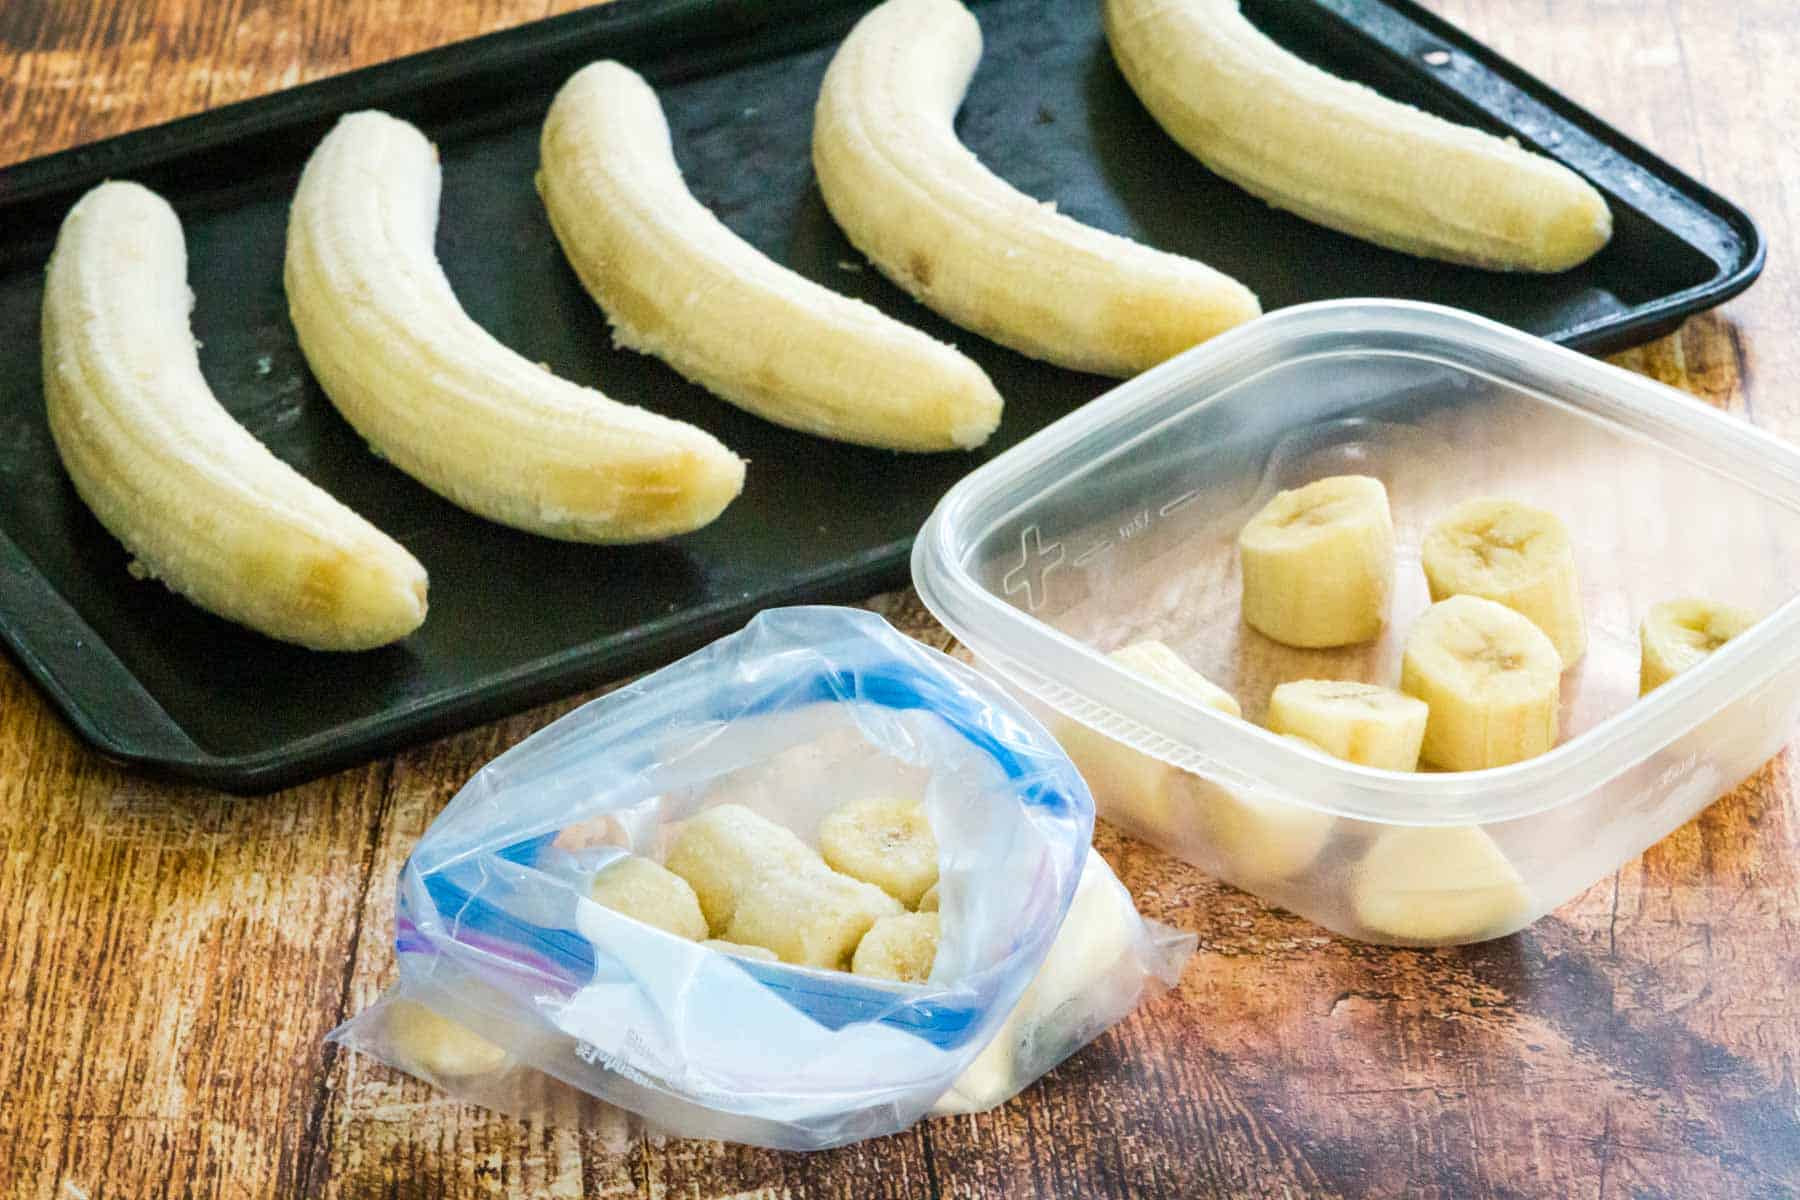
[914,300,1800,946]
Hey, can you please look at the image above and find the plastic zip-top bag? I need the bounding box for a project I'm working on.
[332,606,1146,1149]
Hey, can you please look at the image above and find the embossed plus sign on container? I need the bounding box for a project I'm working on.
[914,300,1800,946]
[1001,526,1065,612]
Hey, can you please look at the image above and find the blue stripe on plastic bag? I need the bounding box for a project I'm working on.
[403,652,1082,1048]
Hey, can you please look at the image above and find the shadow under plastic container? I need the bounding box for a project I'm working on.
[914,300,1800,946]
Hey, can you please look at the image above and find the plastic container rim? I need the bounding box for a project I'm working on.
[912,298,1800,826]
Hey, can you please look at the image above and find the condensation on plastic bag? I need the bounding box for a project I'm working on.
[331,606,1104,1150]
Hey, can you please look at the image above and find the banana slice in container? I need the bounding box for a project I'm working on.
[1266,680,1428,772]
[664,803,821,931]
[1189,777,1337,885]
[1058,642,1334,882]
[723,867,903,970]
[1639,598,1759,695]
[1107,641,1243,717]
[1055,640,1239,841]
[1351,825,1533,944]
[1421,497,1586,667]
[1238,475,1394,649]
[1402,595,1561,771]
[935,853,1144,1113]
[385,1000,508,1078]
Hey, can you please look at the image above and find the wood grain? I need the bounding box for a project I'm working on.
[3,1,1799,1197]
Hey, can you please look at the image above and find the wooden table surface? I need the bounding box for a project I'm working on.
[4,1,1799,1197]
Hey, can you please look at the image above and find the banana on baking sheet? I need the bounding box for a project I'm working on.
[42,181,428,651]
[1103,0,1612,270]
[538,61,1001,452]
[814,0,1259,377]
[286,110,744,543]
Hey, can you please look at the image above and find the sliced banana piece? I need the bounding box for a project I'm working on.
[851,911,941,983]
[818,795,939,908]
[813,0,1260,377]
[1107,641,1243,718]
[1057,713,1183,842]
[385,999,508,1078]
[1238,475,1394,648]
[42,181,428,651]
[588,856,707,941]
[539,62,1001,452]
[663,803,821,932]
[1402,595,1561,771]
[1640,598,1759,695]
[703,938,780,962]
[1057,640,1239,839]
[1103,0,1612,271]
[916,883,941,913]
[1058,643,1331,880]
[1351,825,1533,944]
[285,110,744,542]
[1181,772,1337,885]
[1266,680,1428,771]
[722,866,903,970]
[1422,498,1586,667]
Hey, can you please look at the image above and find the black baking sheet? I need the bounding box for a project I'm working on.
[0,0,1763,791]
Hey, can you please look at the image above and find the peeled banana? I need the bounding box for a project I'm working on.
[663,804,820,931]
[813,0,1260,377]
[1351,825,1533,944]
[1421,498,1586,667]
[285,110,744,542]
[1640,598,1759,695]
[1402,595,1561,771]
[385,999,508,1078]
[851,911,941,983]
[1265,680,1428,771]
[42,181,428,651]
[817,795,939,908]
[538,61,1002,452]
[1102,0,1613,271]
[588,856,708,941]
[1238,475,1394,648]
